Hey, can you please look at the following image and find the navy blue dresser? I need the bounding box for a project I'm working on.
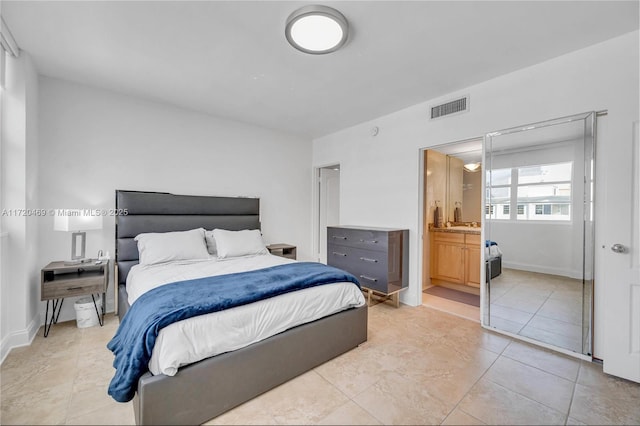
[327,226,408,306]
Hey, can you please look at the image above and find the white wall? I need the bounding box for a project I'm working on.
[312,25,639,357]
[35,77,312,324]
[1,52,40,362]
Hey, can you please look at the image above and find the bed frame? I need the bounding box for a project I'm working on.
[114,190,368,425]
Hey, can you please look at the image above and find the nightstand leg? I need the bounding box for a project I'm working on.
[91,294,104,327]
[44,299,64,338]
[54,299,64,323]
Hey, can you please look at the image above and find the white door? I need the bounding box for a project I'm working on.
[318,167,340,263]
[602,120,640,382]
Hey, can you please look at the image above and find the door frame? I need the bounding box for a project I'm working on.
[417,137,484,312]
[312,163,340,263]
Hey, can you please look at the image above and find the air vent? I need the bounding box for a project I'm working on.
[430,96,469,119]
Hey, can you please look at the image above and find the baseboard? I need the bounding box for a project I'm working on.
[502,261,582,279]
[0,314,40,365]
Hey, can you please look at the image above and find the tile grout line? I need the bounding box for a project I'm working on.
[482,379,569,423]
[343,371,387,425]
[564,361,584,425]
[494,278,583,352]
[313,357,386,425]
[481,357,576,422]
[499,350,582,383]
[437,337,514,424]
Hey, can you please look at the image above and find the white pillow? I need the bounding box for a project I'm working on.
[212,229,268,259]
[135,228,209,265]
[204,230,217,256]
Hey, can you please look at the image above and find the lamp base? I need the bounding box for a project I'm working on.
[63,258,94,266]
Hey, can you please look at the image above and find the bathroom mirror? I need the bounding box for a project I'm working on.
[483,112,595,356]
[444,139,484,224]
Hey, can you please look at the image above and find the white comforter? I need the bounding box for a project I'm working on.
[126,254,366,376]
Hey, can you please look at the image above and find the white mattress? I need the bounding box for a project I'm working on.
[126,254,366,376]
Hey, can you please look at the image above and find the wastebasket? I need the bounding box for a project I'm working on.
[74,297,101,328]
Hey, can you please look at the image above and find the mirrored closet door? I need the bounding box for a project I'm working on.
[483,112,595,356]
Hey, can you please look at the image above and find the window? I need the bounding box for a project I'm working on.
[486,168,511,219]
[487,162,573,221]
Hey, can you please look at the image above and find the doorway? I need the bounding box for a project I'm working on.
[317,165,340,263]
[421,138,483,322]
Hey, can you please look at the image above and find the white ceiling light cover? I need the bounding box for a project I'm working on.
[463,162,482,172]
[285,5,348,54]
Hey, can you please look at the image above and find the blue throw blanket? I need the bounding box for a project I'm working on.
[107,262,359,402]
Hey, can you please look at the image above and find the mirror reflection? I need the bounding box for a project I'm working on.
[484,113,595,356]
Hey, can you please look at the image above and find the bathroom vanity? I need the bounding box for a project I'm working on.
[430,226,481,290]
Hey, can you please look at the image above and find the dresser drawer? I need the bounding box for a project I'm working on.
[327,244,389,293]
[432,231,465,244]
[42,273,105,299]
[465,233,481,246]
[327,227,390,252]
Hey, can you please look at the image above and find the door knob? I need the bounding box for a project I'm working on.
[611,244,627,253]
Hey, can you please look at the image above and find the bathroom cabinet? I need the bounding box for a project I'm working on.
[430,230,480,288]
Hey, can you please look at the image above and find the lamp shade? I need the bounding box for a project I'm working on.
[54,210,103,232]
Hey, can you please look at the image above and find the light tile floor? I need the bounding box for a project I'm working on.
[422,290,480,323]
[489,268,588,353]
[2,304,639,425]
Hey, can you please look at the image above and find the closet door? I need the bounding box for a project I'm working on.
[484,112,595,357]
[601,119,640,383]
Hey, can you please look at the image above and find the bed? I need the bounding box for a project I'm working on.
[485,240,502,280]
[113,190,368,425]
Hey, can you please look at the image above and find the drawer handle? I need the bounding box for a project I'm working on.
[359,239,378,244]
[359,257,378,263]
[332,235,347,240]
[67,286,84,291]
[332,252,347,257]
[359,275,378,282]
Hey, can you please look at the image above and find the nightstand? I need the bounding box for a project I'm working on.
[40,260,109,337]
[266,244,297,260]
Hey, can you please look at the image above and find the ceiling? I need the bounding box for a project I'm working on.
[3,1,638,138]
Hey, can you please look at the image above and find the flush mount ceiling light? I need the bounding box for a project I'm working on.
[463,162,482,172]
[285,5,348,54]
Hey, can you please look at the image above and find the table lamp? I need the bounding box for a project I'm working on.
[54,210,103,265]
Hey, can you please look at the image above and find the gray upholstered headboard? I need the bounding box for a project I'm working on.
[115,190,260,287]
